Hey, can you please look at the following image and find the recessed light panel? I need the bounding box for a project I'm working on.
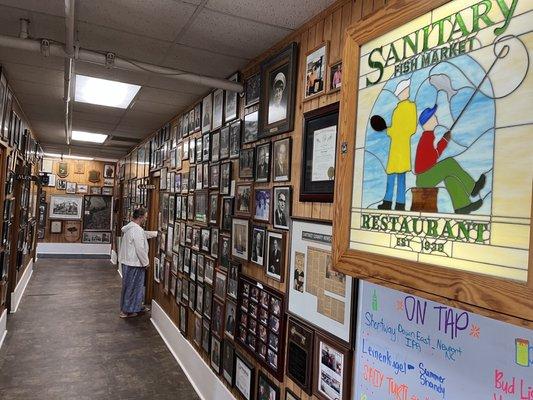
[75,74,141,108]
[72,130,108,144]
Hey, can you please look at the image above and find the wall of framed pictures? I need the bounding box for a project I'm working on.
[38,158,116,244]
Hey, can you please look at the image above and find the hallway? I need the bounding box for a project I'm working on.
[0,259,199,400]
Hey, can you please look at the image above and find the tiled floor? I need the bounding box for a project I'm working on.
[0,258,200,400]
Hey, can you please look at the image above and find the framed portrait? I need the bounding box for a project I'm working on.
[77,184,88,194]
[288,220,354,345]
[257,371,280,400]
[194,190,208,224]
[188,108,195,134]
[273,137,291,182]
[304,42,328,100]
[224,72,240,123]
[235,353,255,400]
[243,109,259,144]
[49,195,83,220]
[201,93,212,134]
[327,60,342,92]
[189,166,196,193]
[229,120,241,159]
[193,102,201,132]
[219,125,230,160]
[231,218,249,261]
[244,72,260,107]
[210,228,219,258]
[196,137,203,164]
[286,317,314,394]
[313,333,351,400]
[211,130,220,162]
[210,335,222,374]
[56,179,67,190]
[235,184,252,216]
[239,148,254,179]
[220,235,231,269]
[212,89,224,130]
[272,186,291,230]
[182,137,190,160]
[222,339,235,385]
[211,298,224,338]
[209,194,219,225]
[65,182,77,194]
[189,280,196,309]
[103,178,114,187]
[253,188,271,223]
[204,257,215,285]
[266,230,285,282]
[255,142,270,183]
[202,133,211,162]
[102,187,113,196]
[221,197,233,231]
[286,389,300,400]
[301,103,338,202]
[259,42,298,138]
[196,164,202,190]
[194,314,202,347]
[202,319,211,353]
[203,285,213,319]
[227,262,239,300]
[250,226,266,267]
[179,304,188,335]
[104,164,115,179]
[209,163,220,190]
[201,228,211,252]
[196,283,204,315]
[219,161,231,195]
[202,163,209,189]
[83,195,113,231]
[224,300,237,339]
[50,220,62,234]
[89,186,101,195]
[214,269,227,301]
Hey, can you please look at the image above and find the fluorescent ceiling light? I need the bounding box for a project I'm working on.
[75,74,141,108]
[72,130,108,143]
[44,153,94,161]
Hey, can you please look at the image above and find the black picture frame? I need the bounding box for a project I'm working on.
[255,142,271,183]
[229,120,241,159]
[210,335,222,374]
[257,371,280,400]
[235,352,255,400]
[224,72,240,123]
[286,317,314,394]
[245,72,260,107]
[272,137,291,182]
[272,186,291,231]
[243,108,259,144]
[259,42,298,138]
[220,161,231,195]
[239,148,255,179]
[300,102,339,202]
[222,339,236,386]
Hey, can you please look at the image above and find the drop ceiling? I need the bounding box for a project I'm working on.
[0,0,336,159]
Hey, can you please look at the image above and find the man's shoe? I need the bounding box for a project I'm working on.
[377,200,392,210]
[471,174,486,197]
[395,203,405,211]
[455,199,483,215]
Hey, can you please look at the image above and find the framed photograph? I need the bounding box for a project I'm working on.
[202,134,210,162]
[89,186,101,195]
[214,270,227,301]
[201,228,211,252]
[211,130,220,162]
[257,371,280,400]
[65,182,77,194]
[243,109,258,144]
[212,89,224,130]
[83,195,113,231]
[196,164,203,190]
[103,177,114,187]
[288,220,354,345]
[286,317,314,394]
[220,235,231,269]
[255,142,270,183]
[201,319,211,354]
[56,179,67,190]
[188,167,196,194]
[194,190,208,224]
[210,335,222,374]
[266,231,285,282]
[209,163,220,190]
[220,197,234,231]
[245,73,260,107]
[182,138,190,160]
[328,60,342,92]
[286,389,301,400]
[196,137,203,164]
[313,333,351,400]
[235,184,252,216]
[209,194,219,225]
[239,148,254,179]
[235,353,254,400]
[104,163,115,179]
[203,286,213,320]
[219,161,231,195]
[259,42,298,138]
[250,226,266,266]
[196,283,204,315]
[227,262,239,300]
[224,72,239,123]
[210,228,219,258]
[201,93,212,134]
[224,300,237,339]
[50,220,62,234]
[49,195,83,220]
[179,304,188,335]
[301,103,338,202]
[253,188,271,222]
[102,187,113,196]
[304,42,328,100]
[273,137,291,182]
[194,314,202,347]
[211,298,224,338]
[188,108,195,134]
[81,231,111,244]
[219,125,230,160]
[204,257,215,285]
[273,186,290,230]
[222,339,235,386]
[229,120,241,159]
[193,102,201,132]
[231,218,249,261]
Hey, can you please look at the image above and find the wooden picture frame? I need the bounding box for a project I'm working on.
[257,371,280,400]
[50,220,63,234]
[239,148,255,179]
[327,60,342,93]
[286,317,314,394]
[235,184,252,217]
[304,42,329,101]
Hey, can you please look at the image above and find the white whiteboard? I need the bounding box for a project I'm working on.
[354,281,533,400]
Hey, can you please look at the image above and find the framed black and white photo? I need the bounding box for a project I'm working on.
[202,133,210,162]
[209,194,219,225]
[212,89,224,130]
[221,197,233,232]
[65,182,76,194]
[219,162,231,195]
[50,220,62,234]
[304,42,328,100]
[273,186,291,230]
[179,304,188,335]
[224,300,237,339]
[239,148,254,179]
[250,226,266,267]
[220,235,231,269]
[196,137,203,164]
[196,283,204,315]
[56,179,67,190]
[202,319,210,353]
[235,184,252,216]
[210,228,219,259]
[211,298,224,338]
[229,120,241,159]
[273,137,291,182]
[301,104,338,202]
[211,130,220,162]
[257,371,280,400]
[104,163,115,179]
[204,256,215,285]
[222,339,235,385]
[224,72,239,123]
[102,187,113,196]
[194,189,208,224]
[266,231,285,282]
[188,108,195,134]
[219,125,230,160]
[210,335,222,374]
[243,109,258,144]
[214,270,227,301]
[203,286,213,320]
[49,195,83,220]
[201,228,211,252]
[227,262,239,300]
[231,218,249,261]
[194,314,202,347]
[235,353,254,400]
[254,188,271,223]
[255,142,270,183]
[193,102,202,132]
[259,42,298,138]
[286,389,301,400]
[182,137,190,160]
[202,93,212,134]
[89,186,101,195]
[82,231,111,244]
[244,73,260,107]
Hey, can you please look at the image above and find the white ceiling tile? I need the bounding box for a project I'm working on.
[130,100,178,116]
[0,4,64,42]
[1,63,64,87]
[178,9,291,59]
[0,0,64,17]
[137,87,198,106]
[9,79,63,98]
[205,0,335,29]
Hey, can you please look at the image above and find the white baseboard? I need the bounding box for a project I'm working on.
[0,308,7,350]
[150,300,235,400]
[10,259,33,313]
[37,243,112,255]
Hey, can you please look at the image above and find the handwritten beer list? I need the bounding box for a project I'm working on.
[354,281,532,400]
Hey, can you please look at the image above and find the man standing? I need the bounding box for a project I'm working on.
[118,208,157,318]
[373,78,417,211]
[415,105,485,214]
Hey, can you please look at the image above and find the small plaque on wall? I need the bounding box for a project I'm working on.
[286,317,314,394]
